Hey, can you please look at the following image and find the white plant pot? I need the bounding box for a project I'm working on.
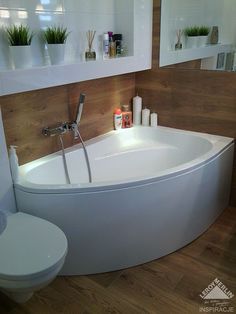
[198,36,208,47]
[10,45,32,69]
[186,36,198,49]
[47,44,65,65]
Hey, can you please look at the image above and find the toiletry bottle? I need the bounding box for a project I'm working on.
[113,34,123,57]
[122,104,132,128]
[108,31,115,58]
[9,145,19,183]
[103,33,109,60]
[114,108,122,130]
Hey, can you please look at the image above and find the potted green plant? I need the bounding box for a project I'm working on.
[198,26,210,46]
[43,26,70,65]
[184,26,199,48]
[6,24,34,69]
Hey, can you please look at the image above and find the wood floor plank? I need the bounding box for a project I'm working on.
[146,254,236,312]
[107,264,198,314]
[66,276,146,314]
[87,271,123,288]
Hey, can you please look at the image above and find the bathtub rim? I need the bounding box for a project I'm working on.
[15,126,234,194]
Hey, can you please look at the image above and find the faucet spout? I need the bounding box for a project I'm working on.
[75,93,86,125]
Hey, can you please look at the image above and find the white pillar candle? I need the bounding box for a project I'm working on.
[133,95,142,125]
[142,108,150,126]
[150,112,158,127]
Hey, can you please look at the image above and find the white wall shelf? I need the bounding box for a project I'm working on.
[159,0,236,68]
[0,55,151,96]
[160,43,232,67]
[0,0,153,96]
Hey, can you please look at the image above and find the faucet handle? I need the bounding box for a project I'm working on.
[42,122,68,137]
[70,122,79,140]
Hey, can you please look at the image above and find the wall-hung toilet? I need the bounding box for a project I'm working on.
[0,211,68,303]
[0,109,68,303]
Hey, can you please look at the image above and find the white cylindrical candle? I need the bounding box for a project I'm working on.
[133,95,142,125]
[142,108,150,126]
[150,112,158,127]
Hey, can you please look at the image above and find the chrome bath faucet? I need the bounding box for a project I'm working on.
[42,93,86,139]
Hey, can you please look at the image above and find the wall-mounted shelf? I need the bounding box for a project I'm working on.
[159,0,236,68]
[0,55,151,96]
[0,0,153,96]
[160,43,232,67]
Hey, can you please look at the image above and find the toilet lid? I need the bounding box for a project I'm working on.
[0,212,67,281]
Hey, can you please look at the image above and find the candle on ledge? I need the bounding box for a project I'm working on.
[142,107,150,126]
[133,94,142,125]
[150,112,158,127]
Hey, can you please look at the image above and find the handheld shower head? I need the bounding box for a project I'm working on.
[75,93,86,125]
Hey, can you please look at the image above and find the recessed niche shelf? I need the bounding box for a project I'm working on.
[159,0,236,68]
[0,0,153,96]
[160,43,232,67]
[0,55,150,96]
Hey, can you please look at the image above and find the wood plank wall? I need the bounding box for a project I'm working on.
[0,74,135,164]
[135,0,236,205]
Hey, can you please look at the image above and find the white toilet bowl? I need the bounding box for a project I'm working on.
[0,212,68,303]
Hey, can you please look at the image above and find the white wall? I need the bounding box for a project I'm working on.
[222,0,236,47]
[0,0,134,70]
[0,109,16,214]
[161,0,236,51]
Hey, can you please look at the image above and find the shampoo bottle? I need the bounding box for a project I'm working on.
[114,108,122,130]
[9,145,19,183]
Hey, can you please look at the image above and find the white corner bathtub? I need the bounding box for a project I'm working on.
[15,126,234,275]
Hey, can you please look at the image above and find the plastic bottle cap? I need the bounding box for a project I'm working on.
[122,104,130,112]
[114,108,122,115]
[103,33,109,40]
[113,34,122,41]
[10,145,17,151]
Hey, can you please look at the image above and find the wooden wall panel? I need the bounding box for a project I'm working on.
[68,74,135,142]
[0,73,135,165]
[136,0,236,205]
[0,86,70,164]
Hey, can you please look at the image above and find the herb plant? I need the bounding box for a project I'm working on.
[43,26,70,44]
[6,24,34,46]
[184,26,199,37]
[198,26,210,36]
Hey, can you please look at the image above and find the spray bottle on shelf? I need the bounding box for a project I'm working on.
[9,145,19,183]
[114,108,122,130]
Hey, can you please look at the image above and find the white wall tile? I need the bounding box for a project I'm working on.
[0,0,153,94]
[161,0,236,56]
[0,0,136,68]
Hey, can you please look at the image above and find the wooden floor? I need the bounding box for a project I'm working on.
[0,207,235,314]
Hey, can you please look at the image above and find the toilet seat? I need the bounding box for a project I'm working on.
[0,212,67,281]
